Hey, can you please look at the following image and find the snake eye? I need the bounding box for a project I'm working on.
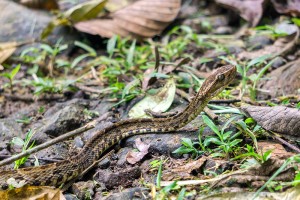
[217,74,225,81]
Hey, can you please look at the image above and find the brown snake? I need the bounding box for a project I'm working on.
[0,65,236,190]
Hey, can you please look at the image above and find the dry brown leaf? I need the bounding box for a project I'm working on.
[215,0,266,27]
[162,157,207,181]
[75,0,181,39]
[257,141,295,159]
[214,158,296,188]
[238,25,299,60]
[0,42,18,64]
[0,186,65,200]
[171,156,207,174]
[126,138,150,164]
[242,106,300,137]
[258,59,300,98]
[20,0,59,10]
[105,0,133,12]
[271,0,300,16]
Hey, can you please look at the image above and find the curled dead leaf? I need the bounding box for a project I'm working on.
[258,59,300,98]
[242,106,300,137]
[215,0,266,27]
[129,78,176,118]
[271,0,300,16]
[238,24,299,60]
[75,0,181,39]
[126,138,150,164]
[257,141,295,160]
[0,186,65,200]
[20,0,59,10]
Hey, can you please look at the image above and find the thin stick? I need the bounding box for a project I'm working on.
[204,107,218,120]
[0,121,96,167]
[272,134,300,153]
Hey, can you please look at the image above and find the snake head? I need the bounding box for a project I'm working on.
[201,65,236,97]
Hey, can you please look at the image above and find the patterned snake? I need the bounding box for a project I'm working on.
[0,65,236,190]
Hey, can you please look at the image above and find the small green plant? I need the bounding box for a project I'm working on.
[202,115,242,158]
[172,137,205,159]
[20,39,68,76]
[174,115,242,159]
[297,102,300,109]
[83,109,99,120]
[24,76,76,95]
[11,129,36,169]
[220,54,275,100]
[254,154,300,198]
[155,160,180,200]
[233,144,272,163]
[255,24,289,38]
[70,41,97,69]
[0,64,21,90]
[150,159,163,170]
[16,116,32,125]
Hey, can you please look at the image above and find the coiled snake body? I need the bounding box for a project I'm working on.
[0,65,236,190]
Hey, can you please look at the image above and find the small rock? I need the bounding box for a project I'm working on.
[287,55,296,61]
[74,136,84,148]
[98,157,111,169]
[0,118,22,146]
[116,147,131,167]
[247,35,272,50]
[271,57,286,69]
[123,126,214,158]
[32,100,87,140]
[94,167,141,189]
[102,187,150,200]
[72,181,95,200]
[64,194,79,200]
[213,26,233,34]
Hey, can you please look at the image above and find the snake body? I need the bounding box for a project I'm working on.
[0,65,236,190]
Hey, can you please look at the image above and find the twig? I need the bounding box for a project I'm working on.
[209,99,241,104]
[154,46,160,71]
[0,121,96,167]
[204,107,218,120]
[271,133,300,153]
[4,94,64,102]
[75,84,114,94]
[161,169,248,186]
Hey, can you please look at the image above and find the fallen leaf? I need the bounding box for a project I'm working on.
[238,24,299,60]
[213,158,296,188]
[0,42,18,64]
[172,156,207,174]
[0,186,65,200]
[271,0,300,16]
[129,78,176,118]
[257,141,295,160]
[242,106,300,137]
[258,59,300,98]
[203,185,300,200]
[215,0,266,27]
[126,138,150,164]
[105,0,132,12]
[75,0,181,39]
[65,0,108,23]
[20,0,59,10]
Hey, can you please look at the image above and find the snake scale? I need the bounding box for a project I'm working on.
[0,65,236,190]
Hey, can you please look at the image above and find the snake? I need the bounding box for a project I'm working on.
[0,65,236,190]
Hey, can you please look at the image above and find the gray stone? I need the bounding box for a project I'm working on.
[102,187,150,200]
[94,167,141,189]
